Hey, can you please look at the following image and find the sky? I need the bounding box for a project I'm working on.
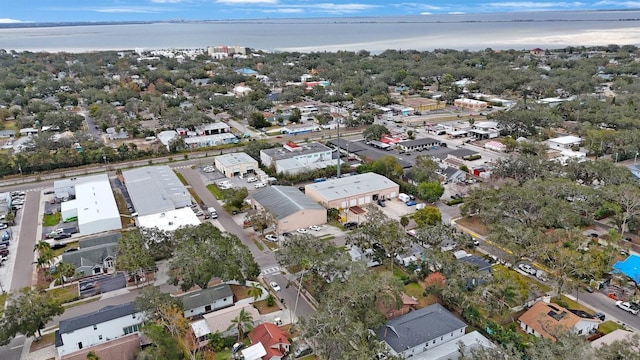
[1,0,639,23]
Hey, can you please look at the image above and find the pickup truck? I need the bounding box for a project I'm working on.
[616,301,639,315]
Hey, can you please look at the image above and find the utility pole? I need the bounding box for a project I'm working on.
[336,121,341,178]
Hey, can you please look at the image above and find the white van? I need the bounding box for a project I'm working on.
[398,193,410,202]
[207,207,218,219]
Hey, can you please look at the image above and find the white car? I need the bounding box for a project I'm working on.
[246,177,258,183]
[296,228,309,234]
[254,182,267,189]
[270,281,281,292]
[616,301,639,315]
[518,263,537,276]
[265,234,279,242]
[309,225,321,231]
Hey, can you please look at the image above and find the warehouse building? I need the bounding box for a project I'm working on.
[122,166,191,216]
[214,152,258,178]
[304,173,399,210]
[260,142,334,175]
[252,186,327,233]
[58,174,121,236]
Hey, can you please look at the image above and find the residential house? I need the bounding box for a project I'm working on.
[380,293,418,320]
[55,302,143,358]
[19,127,39,136]
[191,303,261,347]
[180,284,234,318]
[61,243,117,275]
[233,85,253,96]
[248,323,291,360]
[439,166,467,184]
[348,245,381,268]
[106,127,129,140]
[378,303,494,358]
[0,129,16,138]
[518,301,601,341]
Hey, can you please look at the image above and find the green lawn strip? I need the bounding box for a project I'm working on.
[318,235,335,241]
[63,296,101,309]
[174,171,188,186]
[206,184,223,200]
[251,238,264,251]
[187,188,203,205]
[47,283,80,304]
[52,241,79,257]
[0,292,8,317]
[598,320,623,335]
[42,212,61,227]
[554,295,594,313]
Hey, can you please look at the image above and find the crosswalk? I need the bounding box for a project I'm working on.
[25,188,45,193]
[261,266,280,275]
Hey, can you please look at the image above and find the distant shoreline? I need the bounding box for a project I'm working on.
[2,9,640,29]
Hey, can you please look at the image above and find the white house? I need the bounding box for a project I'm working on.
[180,284,234,318]
[55,302,143,357]
[518,301,600,341]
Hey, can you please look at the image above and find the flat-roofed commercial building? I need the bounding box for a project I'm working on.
[304,173,399,210]
[122,166,191,216]
[252,186,327,233]
[59,174,121,236]
[260,142,333,175]
[214,152,258,178]
[136,207,201,232]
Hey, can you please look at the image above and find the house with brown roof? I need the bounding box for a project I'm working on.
[518,301,600,341]
[380,293,418,320]
[248,323,290,360]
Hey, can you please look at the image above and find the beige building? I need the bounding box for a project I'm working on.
[402,97,446,112]
[305,173,399,210]
[252,186,327,233]
[214,152,259,178]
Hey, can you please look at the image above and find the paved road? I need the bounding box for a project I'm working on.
[577,290,640,331]
[177,167,316,318]
[0,192,41,359]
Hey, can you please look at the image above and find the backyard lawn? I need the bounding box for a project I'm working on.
[599,320,624,335]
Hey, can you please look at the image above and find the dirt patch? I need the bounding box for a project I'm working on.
[253,299,280,314]
[230,284,251,301]
[455,216,488,237]
[30,331,56,352]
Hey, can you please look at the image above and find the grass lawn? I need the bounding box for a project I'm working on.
[253,299,280,314]
[206,184,223,200]
[455,216,488,237]
[251,238,264,251]
[42,212,60,227]
[599,320,623,335]
[30,331,57,352]
[113,191,133,227]
[553,295,593,313]
[52,241,78,257]
[174,171,188,186]
[404,282,435,308]
[47,283,80,304]
[64,297,101,309]
[0,292,7,316]
[262,239,279,250]
[318,235,335,241]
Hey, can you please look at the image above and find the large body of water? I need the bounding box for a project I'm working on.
[1,11,640,53]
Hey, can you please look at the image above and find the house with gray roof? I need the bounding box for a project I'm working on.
[0,129,15,138]
[252,186,327,233]
[378,303,467,358]
[61,243,117,275]
[55,302,143,357]
[181,284,234,318]
[122,165,191,216]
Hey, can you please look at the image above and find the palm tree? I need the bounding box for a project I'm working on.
[86,351,100,360]
[53,261,77,288]
[247,282,264,301]
[228,309,254,341]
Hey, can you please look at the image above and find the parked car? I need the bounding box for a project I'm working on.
[344,221,359,230]
[282,232,292,237]
[269,281,281,292]
[296,228,309,234]
[44,190,55,195]
[377,199,386,207]
[294,344,313,358]
[79,281,96,291]
[405,201,417,206]
[246,176,258,183]
[54,233,72,240]
[309,225,321,231]
[616,301,639,315]
[0,223,7,230]
[594,312,606,321]
[254,182,267,189]
[195,210,204,217]
[50,242,65,250]
[265,234,279,242]
[518,263,537,276]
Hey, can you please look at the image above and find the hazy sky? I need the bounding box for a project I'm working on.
[1,0,638,23]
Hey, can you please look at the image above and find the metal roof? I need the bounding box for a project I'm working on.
[306,173,399,202]
[180,284,233,311]
[398,137,441,147]
[215,152,258,168]
[122,166,191,216]
[377,303,466,353]
[59,302,137,334]
[252,186,324,220]
[262,142,332,161]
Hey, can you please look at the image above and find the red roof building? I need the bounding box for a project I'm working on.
[248,323,290,360]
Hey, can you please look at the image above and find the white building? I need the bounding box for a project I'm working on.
[470,121,500,139]
[547,135,582,150]
[260,142,333,175]
[136,207,201,232]
[55,302,143,357]
[215,152,259,178]
[181,284,234,318]
[58,174,121,236]
[191,303,261,347]
[157,130,178,150]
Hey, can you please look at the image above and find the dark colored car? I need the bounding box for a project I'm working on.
[594,312,605,321]
[50,242,65,250]
[54,233,72,240]
[344,221,359,230]
[377,199,386,207]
